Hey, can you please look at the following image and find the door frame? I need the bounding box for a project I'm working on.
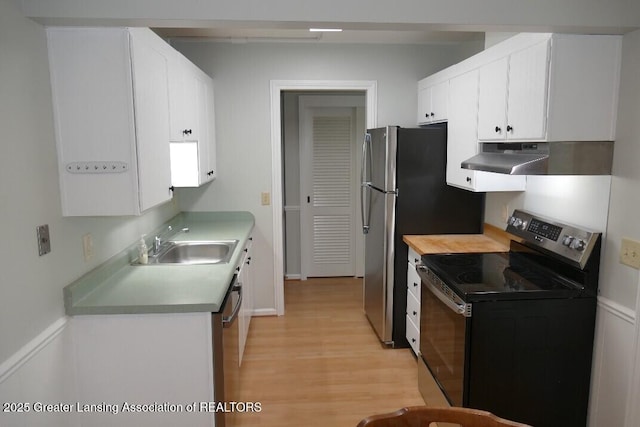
[270,80,377,315]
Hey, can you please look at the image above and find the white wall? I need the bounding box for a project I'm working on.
[0,0,179,417]
[172,40,481,310]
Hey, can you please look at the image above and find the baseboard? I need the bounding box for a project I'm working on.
[0,316,68,384]
[252,308,278,317]
[285,274,301,280]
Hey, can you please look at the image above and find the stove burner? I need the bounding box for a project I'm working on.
[437,255,478,267]
[457,271,482,283]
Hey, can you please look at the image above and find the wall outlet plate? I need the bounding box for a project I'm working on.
[37,225,51,256]
[620,237,640,269]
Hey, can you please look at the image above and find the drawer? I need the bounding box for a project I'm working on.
[406,290,420,326]
[407,263,421,301]
[406,315,420,356]
[408,247,421,267]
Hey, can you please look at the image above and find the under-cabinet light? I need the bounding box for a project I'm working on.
[309,28,343,32]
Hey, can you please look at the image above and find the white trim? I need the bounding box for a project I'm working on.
[597,296,636,325]
[625,279,640,427]
[269,79,377,316]
[285,274,302,280]
[0,317,69,384]
[252,308,278,317]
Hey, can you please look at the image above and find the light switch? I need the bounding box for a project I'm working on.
[261,192,271,206]
[83,233,94,261]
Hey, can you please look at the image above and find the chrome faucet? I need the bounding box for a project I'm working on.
[152,226,190,255]
[153,226,173,255]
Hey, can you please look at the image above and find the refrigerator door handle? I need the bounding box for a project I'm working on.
[361,133,372,234]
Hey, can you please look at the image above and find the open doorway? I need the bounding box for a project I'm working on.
[282,91,366,280]
[269,80,377,315]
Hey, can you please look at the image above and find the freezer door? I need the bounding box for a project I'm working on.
[367,126,397,192]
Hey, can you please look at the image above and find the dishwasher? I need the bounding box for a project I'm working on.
[211,274,242,427]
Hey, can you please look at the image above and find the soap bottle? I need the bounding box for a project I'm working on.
[138,235,149,264]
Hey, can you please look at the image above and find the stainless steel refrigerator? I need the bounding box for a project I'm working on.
[361,126,485,347]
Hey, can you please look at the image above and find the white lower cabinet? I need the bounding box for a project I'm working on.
[47,27,173,216]
[406,247,422,356]
[237,236,254,365]
[72,313,215,426]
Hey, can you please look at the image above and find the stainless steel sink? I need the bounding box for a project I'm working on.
[141,240,238,265]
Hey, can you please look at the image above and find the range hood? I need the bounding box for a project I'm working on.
[461,141,614,175]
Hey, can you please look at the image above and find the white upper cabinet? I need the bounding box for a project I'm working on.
[447,70,526,192]
[478,35,621,142]
[417,80,448,125]
[478,40,550,141]
[167,56,217,187]
[47,27,173,216]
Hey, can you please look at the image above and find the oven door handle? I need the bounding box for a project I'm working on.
[425,278,472,318]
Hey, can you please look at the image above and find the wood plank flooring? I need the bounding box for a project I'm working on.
[235,277,425,427]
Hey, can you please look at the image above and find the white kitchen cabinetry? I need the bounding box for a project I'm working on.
[168,56,217,187]
[417,80,448,125]
[478,40,550,141]
[237,236,254,365]
[47,27,173,216]
[478,35,621,142]
[72,313,215,426]
[406,246,421,356]
[447,70,526,191]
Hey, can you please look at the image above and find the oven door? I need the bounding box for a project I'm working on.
[418,265,471,407]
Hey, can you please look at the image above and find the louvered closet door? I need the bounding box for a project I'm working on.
[300,107,357,277]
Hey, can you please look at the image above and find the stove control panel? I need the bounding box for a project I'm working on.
[506,209,600,269]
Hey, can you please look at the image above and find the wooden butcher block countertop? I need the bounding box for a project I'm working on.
[403,224,518,255]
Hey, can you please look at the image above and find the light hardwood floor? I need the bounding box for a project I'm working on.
[235,277,425,427]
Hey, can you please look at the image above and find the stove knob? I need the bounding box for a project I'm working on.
[562,235,574,247]
[570,238,586,251]
[512,218,523,228]
[507,216,516,226]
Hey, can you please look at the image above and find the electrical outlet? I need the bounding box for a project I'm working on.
[501,204,510,223]
[261,192,271,206]
[82,233,94,262]
[36,225,51,256]
[620,237,640,269]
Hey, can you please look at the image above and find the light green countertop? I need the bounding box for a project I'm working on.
[63,211,255,315]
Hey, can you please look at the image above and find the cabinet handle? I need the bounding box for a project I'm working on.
[495,126,502,133]
[506,125,513,132]
[182,129,192,135]
[413,311,417,316]
[169,186,175,192]
[412,338,416,343]
[414,282,418,287]
[430,112,435,117]
[466,177,472,183]
[425,113,429,118]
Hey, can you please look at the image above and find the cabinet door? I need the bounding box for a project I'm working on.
[477,57,508,140]
[168,60,200,142]
[506,40,550,140]
[129,31,172,212]
[430,80,449,123]
[447,70,480,190]
[205,78,217,181]
[417,86,431,124]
